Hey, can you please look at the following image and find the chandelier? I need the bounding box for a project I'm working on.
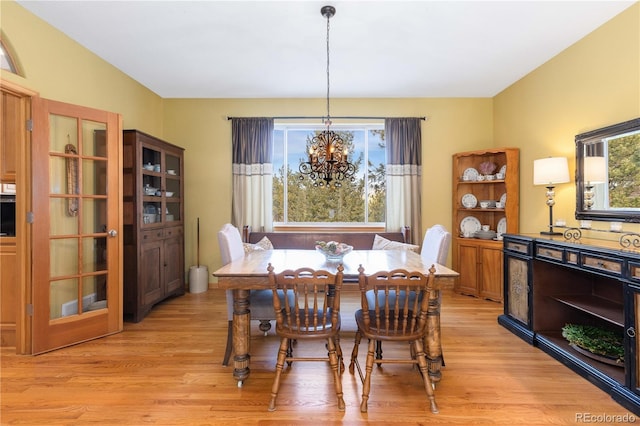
[299,5,356,188]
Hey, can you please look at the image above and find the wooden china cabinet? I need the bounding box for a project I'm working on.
[451,148,519,302]
[122,130,185,322]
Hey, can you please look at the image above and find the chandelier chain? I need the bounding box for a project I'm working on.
[325,9,331,124]
[299,5,355,188]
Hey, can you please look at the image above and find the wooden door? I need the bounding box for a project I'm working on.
[480,245,503,301]
[141,238,163,306]
[31,98,122,354]
[1,90,20,180]
[506,255,530,325]
[0,243,17,346]
[456,242,479,296]
[164,230,183,294]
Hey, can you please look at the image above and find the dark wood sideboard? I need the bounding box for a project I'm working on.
[498,233,640,415]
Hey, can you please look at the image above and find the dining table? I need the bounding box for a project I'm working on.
[212,248,459,387]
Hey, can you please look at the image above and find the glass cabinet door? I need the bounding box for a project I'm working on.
[141,146,162,225]
[140,146,181,226]
[164,152,181,223]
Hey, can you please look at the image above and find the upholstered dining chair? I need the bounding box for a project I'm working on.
[217,223,277,366]
[420,224,451,267]
[349,266,439,414]
[266,264,345,412]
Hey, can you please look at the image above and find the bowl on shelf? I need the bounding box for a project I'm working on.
[479,200,496,209]
[142,213,156,224]
[144,186,158,196]
[165,191,174,197]
[315,241,353,261]
[474,230,497,240]
[143,163,154,171]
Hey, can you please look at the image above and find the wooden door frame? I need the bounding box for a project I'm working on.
[1,79,36,354]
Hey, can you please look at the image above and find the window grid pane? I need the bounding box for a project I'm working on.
[274,124,385,226]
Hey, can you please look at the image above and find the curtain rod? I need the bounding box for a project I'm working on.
[226,116,426,121]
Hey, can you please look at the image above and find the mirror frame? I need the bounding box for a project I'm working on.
[575,117,640,223]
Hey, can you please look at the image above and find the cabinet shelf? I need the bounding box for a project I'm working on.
[457,179,506,185]
[537,331,625,385]
[457,208,505,212]
[553,294,624,327]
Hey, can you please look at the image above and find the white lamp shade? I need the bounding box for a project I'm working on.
[584,156,606,183]
[533,157,570,185]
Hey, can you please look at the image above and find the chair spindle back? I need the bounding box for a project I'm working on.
[268,264,343,335]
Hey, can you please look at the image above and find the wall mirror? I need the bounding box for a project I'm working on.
[575,117,640,222]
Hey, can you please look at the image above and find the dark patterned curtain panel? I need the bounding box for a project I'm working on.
[385,117,422,244]
[231,117,274,231]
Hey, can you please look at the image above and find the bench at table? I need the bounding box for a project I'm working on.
[242,225,412,250]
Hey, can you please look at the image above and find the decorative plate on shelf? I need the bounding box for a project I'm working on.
[462,167,479,181]
[499,165,507,175]
[499,193,507,205]
[461,193,478,209]
[460,216,482,235]
[497,218,507,234]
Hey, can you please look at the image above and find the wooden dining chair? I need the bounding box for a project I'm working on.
[266,264,345,412]
[349,265,439,414]
[370,224,451,364]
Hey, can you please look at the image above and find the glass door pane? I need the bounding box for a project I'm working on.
[48,117,109,320]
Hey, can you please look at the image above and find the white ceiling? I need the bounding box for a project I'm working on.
[16,0,636,99]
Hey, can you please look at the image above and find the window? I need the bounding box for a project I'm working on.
[273,123,386,227]
[0,39,18,74]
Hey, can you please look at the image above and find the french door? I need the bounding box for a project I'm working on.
[31,98,122,354]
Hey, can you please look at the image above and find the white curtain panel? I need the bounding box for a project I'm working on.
[386,164,421,243]
[232,163,273,231]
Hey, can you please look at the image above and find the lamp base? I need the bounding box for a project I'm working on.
[540,231,563,236]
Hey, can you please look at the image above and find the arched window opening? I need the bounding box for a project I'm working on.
[1,39,19,74]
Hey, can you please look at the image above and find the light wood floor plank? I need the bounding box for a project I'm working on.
[1,288,633,425]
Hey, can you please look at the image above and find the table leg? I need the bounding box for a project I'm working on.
[425,288,443,383]
[232,289,251,385]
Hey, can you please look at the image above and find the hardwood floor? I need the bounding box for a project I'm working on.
[1,288,633,425]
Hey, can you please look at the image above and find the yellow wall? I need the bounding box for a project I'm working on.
[3,0,639,277]
[162,97,492,270]
[494,2,640,237]
[1,1,164,135]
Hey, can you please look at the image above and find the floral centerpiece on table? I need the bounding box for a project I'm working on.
[315,241,353,261]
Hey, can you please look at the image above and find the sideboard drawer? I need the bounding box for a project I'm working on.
[536,244,564,262]
[141,229,164,242]
[581,253,623,277]
[629,261,640,282]
[505,240,530,255]
[566,250,579,265]
[163,226,183,239]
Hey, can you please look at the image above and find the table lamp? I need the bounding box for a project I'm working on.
[583,156,606,210]
[533,157,570,235]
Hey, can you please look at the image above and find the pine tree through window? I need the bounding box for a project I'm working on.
[273,124,386,226]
